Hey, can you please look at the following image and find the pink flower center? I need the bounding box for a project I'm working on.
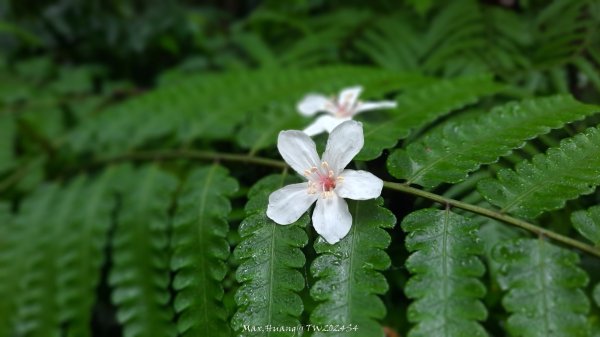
[304,162,344,197]
[319,174,337,192]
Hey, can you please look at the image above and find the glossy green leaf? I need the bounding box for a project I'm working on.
[387,95,599,187]
[494,238,590,337]
[571,206,600,246]
[310,198,395,337]
[232,175,308,336]
[109,166,178,337]
[478,126,600,219]
[402,209,487,337]
[358,74,502,160]
[171,165,238,337]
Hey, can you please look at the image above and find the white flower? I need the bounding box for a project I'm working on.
[266,120,383,244]
[297,86,397,136]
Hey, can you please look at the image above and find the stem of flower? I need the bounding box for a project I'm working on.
[96,149,600,258]
[100,149,288,169]
[383,181,600,258]
[104,150,600,257]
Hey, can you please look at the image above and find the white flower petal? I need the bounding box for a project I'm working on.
[303,115,350,137]
[312,195,352,244]
[322,120,364,174]
[337,86,362,108]
[267,183,317,225]
[354,100,397,115]
[297,94,334,116]
[336,169,383,200]
[277,130,320,175]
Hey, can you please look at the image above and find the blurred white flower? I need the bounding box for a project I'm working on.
[297,86,397,136]
[266,120,383,244]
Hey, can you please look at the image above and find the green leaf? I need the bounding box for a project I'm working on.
[406,0,435,15]
[0,203,18,337]
[571,206,600,246]
[68,66,427,156]
[401,208,487,337]
[387,95,599,187]
[493,238,590,337]
[357,74,503,161]
[171,165,238,337]
[232,175,308,336]
[478,126,600,219]
[11,183,71,337]
[0,114,16,173]
[57,169,118,337]
[109,165,178,337]
[310,198,395,337]
[594,284,600,308]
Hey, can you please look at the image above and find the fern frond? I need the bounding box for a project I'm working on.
[387,95,599,188]
[401,208,487,337]
[56,169,118,337]
[68,67,425,156]
[0,203,17,337]
[109,165,178,337]
[571,206,600,246]
[533,0,590,68]
[478,126,600,219]
[494,238,590,337]
[232,175,308,335]
[0,115,16,173]
[355,13,421,72]
[358,74,502,160]
[406,0,436,15]
[310,198,395,337]
[171,165,238,337]
[12,183,72,337]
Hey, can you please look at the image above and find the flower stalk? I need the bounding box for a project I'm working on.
[97,148,600,258]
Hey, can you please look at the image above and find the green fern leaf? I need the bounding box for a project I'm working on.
[232,175,309,336]
[401,208,487,337]
[358,74,502,160]
[57,169,118,337]
[406,0,436,15]
[594,284,600,308]
[11,183,73,337]
[310,198,395,337]
[478,126,600,219]
[387,95,599,187]
[0,203,17,337]
[494,238,590,337]
[0,115,16,173]
[355,13,421,72]
[171,165,238,337]
[47,178,88,335]
[109,165,178,337]
[571,206,600,246]
[69,67,427,156]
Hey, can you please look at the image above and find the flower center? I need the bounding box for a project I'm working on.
[327,96,357,118]
[319,174,336,192]
[304,161,344,198]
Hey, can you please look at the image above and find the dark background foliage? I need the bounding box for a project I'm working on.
[1,0,600,337]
